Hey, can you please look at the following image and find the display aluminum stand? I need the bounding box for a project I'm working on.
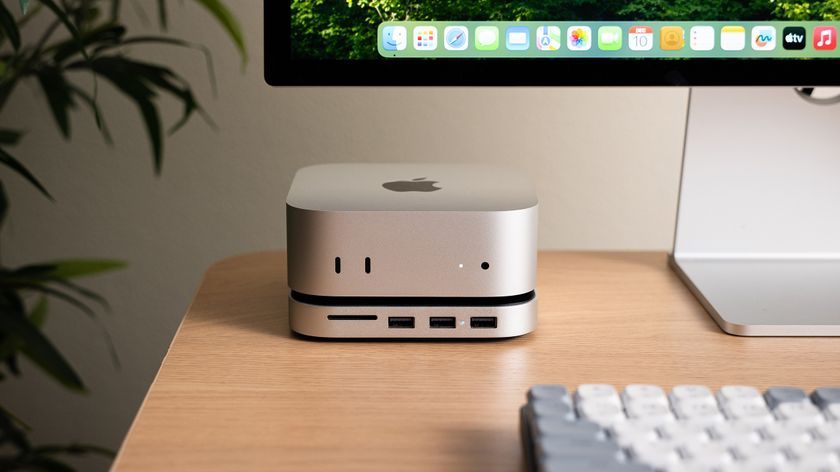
[671,87,840,336]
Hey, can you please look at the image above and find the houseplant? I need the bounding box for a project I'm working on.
[0,0,245,469]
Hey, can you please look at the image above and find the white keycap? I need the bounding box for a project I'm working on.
[623,384,669,406]
[657,422,712,443]
[578,400,626,427]
[789,454,840,471]
[788,441,840,459]
[629,440,682,470]
[576,384,621,405]
[673,400,726,422]
[761,421,815,443]
[732,441,792,471]
[710,422,763,444]
[665,462,721,472]
[717,386,764,405]
[729,453,787,472]
[671,385,715,405]
[776,402,825,425]
[626,401,675,422]
[815,422,840,439]
[724,399,775,423]
[609,421,659,447]
[680,441,735,465]
[829,404,840,421]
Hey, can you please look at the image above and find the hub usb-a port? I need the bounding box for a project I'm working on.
[388,316,415,329]
[470,316,497,329]
[429,317,456,329]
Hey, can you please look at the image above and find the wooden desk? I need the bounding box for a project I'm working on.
[113,252,840,471]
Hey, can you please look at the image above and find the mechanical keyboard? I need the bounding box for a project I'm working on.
[520,384,840,472]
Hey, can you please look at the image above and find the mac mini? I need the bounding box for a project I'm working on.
[286,163,538,339]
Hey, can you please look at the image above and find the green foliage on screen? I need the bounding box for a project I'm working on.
[290,0,840,59]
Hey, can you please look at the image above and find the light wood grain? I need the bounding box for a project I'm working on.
[113,252,840,471]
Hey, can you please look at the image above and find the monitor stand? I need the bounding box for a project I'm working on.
[670,87,840,336]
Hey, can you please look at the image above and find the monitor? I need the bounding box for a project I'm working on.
[265,1,840,336]
[265,1,840,85]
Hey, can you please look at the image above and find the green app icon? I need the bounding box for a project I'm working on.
[475,26,500,51]
[598,26,622,51]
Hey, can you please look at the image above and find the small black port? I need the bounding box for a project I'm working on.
[481,261,490,270]
[335,257,341,274]
[430,317,456,329]
[470,316,497,329]
[388,317,415,329]
[327,315,377,321]
[365,257,371,274]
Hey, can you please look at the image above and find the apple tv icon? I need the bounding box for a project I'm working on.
[783,26,806,50]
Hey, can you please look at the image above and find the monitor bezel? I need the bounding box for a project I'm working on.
[265,1,838,86]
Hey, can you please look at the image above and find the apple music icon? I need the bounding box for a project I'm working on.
[814,26,837,51]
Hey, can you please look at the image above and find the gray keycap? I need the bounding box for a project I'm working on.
[541,460,612,472]
[537,436,621,460]
[810,387,840,409]
[532,415,603,439]
[764,386,807,408]
[529,385,569,402]
[531,398,575,420]
[542,459,650,472]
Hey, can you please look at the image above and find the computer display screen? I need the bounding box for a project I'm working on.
[264,1,840,85]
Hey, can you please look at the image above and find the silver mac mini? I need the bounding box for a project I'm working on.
[286,163,538,339]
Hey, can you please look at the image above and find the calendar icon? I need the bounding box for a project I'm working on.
[414,26,438,51]
[628,26,653,51]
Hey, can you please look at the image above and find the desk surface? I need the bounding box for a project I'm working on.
[113,252,840,471]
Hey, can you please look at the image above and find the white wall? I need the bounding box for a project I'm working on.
[0,2,687,469]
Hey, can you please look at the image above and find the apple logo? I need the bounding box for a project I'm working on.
[382,177,442,193]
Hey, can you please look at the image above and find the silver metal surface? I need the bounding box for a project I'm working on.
[289,294,538,339]
[287,163,538,212]
[672,88,840,336]
[287,164,538,297]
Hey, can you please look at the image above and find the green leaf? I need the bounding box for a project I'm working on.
[110,0,120,20]
[75,57,164,172]
[96,35,218,96]
[69,85,112,144]
[38,0,85,49]
[36,67,75,138]
[0,272,121,369]
[0,129,23,145]
[192,0,247,64]
[45,259,126,279]
[129,62,199,134]
[0,2,21,51]
[6,282,97,320]
[157,0,167,29]
[0,403,32,452]
[0,306,85,392]
[0,297,48,361]
[136,98,163,173]
[19,0,30,15]
[0,147,53,200]
[51,24,127,63]
[47,277,110,311]
[30,297,48,327]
